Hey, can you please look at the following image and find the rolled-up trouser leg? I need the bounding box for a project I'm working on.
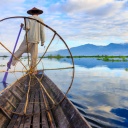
[11,40,30,66]
[30,43,38,72]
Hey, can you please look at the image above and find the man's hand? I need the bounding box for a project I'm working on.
[41,42,44,46]
[21,23,24,27]
[7,61,11,69]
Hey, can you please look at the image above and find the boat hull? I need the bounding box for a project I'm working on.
[0,73,91,128]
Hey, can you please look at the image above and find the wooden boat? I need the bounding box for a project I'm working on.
[0,72,91,128]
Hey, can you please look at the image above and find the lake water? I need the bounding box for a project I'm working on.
[0,57,128,128]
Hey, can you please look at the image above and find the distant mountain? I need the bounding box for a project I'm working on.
[2,43,128,56]
[56,43,128,56]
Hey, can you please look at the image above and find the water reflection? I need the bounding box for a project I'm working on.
[0,57,128,127]
[59,58,128,127]
[111,108,128,127]
[60,58,128,69]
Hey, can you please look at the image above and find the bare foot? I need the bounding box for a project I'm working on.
[7,61,11,69]
[34,71,38,74]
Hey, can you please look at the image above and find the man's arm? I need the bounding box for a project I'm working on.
[40,20,45,46]
[23,18,30,31]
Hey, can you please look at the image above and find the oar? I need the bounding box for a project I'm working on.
[2,24,24,87]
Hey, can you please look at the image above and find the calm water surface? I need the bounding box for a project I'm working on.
[0,57,128,128]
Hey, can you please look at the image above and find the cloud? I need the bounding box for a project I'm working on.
[45,0,128,47]
[62,0,114,13]
[0,0,128,49]
[50,0,126,17]
[0,0,25,5]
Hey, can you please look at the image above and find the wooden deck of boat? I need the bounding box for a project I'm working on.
[7,84,47,127]
[0,74,91,128]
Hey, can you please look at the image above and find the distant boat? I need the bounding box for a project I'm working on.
[0,72,91,128]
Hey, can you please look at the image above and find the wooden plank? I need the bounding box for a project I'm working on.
[32,89,40,128]
[43,80,71,128]
[14,88,35,128]
[9,90,22,101]
[17,108,29,127]
[16,85,25,94]
[5,98,16,109]
[0,107,11,119]
[18,116,25,128]
[42,90,56,128]
[23,89,35,128]
[13,83,33,128]
[13,93,31,128]
[22,78,37,128]
[39,90,49,128]
[51,104,71,128]
[7,95,26,128]
[0,88,20,128]
[0,75,28,128]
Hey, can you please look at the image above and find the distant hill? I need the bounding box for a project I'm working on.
[2,43,128,56]
[56,43,128,56]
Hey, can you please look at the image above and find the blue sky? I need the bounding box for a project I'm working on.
[0,0,128,48]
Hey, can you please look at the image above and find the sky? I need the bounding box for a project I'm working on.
[0,0,128,49]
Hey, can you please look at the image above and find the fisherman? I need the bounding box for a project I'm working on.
[8,7,45,74]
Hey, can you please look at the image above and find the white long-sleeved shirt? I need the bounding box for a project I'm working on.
[24,15,45,45]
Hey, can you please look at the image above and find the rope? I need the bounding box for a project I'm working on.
[23,74,32,114]
[0,67,73,73]
[0,70,27,73]
[0,42,28,72]
[33,75,56,105]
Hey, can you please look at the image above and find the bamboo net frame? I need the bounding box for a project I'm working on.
[0,16,75,116]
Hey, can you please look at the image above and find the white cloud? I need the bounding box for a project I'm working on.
[62,0,114,12]
[0,0,128,49]
[50,0,126,17]
[0,0,25,5]
[46,0,128,47]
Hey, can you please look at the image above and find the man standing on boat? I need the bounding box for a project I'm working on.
[9,7,45,74]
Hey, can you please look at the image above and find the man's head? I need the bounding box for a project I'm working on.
[27,7,43,15]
